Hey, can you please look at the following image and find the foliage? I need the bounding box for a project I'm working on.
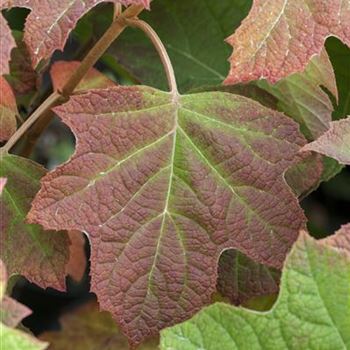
[0,0,349,349]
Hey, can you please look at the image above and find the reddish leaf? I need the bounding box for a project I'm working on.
[302,117,350,165]
[50,61,115,93]
[40,300,158,350]
[225,0,350,84]
[0,76,17,142]
[0,259,31,328]
[0,14,15,75]
[0,154,70,291]
[6,31,38,96]
[28,86,305,345]
[285,153,324,199]
[217,249,280,305]
[0,0,150,67]
[66,231,87,283]
[1,296,32,328]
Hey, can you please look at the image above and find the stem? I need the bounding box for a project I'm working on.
[125,19,178,94]
[61,4,144,97]
[1,92,62,154]
[1,4,145,154]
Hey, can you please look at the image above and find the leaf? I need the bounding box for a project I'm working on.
[40,300,158,350]
[0,13,15,75]
[109,0,252,92]
[1,323,48,350]
[0,76,17,142]
[258,49,338,140]
[302,117,350,165]
[0,154,70,291]
[66,231,87,283]
[284,153,324,199]
[0,0,150,67]
[191,84,324,198]
[1,296,32,328]
[225,0,350,84]
[217,249,280,305]
[50,61,116,93]
[6,31,38,97]
[161,225,350,349]
[0,259,48,350]
[28,86,306,345]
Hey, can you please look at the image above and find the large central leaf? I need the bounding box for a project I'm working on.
[29,86,305,345]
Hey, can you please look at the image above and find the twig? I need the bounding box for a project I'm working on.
[1,92,62,153]
[1,4,145,154]
[125,18,178,94]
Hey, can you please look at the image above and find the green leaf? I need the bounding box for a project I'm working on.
[109,0,252,92]
[0,154,70,291]
[257,49,338,141]
[161,225,350,349]
[28,86,305,345]
[1,323,48,350]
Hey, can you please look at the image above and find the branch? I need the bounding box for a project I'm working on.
[61,4,144,97]
[1,4,145,154]
[1,92,62,154]
[125,18,178,94]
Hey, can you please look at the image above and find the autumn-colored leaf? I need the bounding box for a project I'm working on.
[0,0,150,67]
[0,259,48,350]
[285,153,324,199]
[40,300,158,350]
[6,31,37,97]
[0,13,15,75]
[50,61,116,93]
[258,49,338,140]
[66,231,87,283]
[302,117,350,165]
[217,249,280,305]
[161,226,350,349]
[28,86,305,345]
[0,76,17,142]
[225,0,350,84]
[0,154,70,291]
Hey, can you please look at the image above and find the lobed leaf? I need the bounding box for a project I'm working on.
[225,0,350,84]
[0,76,17,142]
[161,225,350,349]
[302,117,350,164]
[28,86,306,345]
[0,0,150,67]
[0,154,70,291]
